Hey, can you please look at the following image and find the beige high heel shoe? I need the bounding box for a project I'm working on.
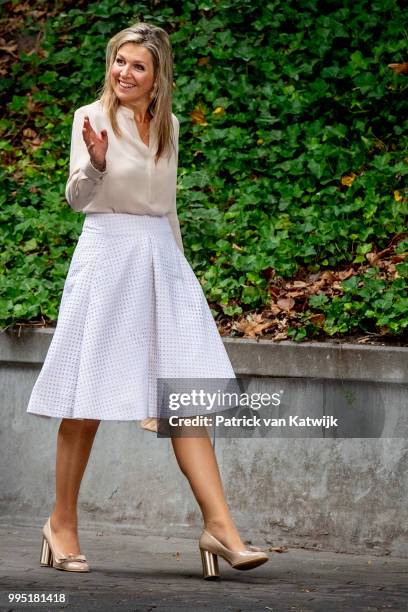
[40,517,90,572]
[139,418,158,433]
[199,529,269,579]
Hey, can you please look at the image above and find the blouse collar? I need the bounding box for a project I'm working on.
[117,104,155,122]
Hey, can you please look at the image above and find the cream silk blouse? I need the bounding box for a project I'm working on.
[65,100,184,253]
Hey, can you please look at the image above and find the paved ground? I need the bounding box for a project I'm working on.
[0,520,407,611]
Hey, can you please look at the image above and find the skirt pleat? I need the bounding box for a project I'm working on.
[26,213,236,421]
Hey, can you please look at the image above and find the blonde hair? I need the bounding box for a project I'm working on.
[98,22,176,165]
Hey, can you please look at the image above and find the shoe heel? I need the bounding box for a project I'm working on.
[200,549,219,580]
[40,536,53,567]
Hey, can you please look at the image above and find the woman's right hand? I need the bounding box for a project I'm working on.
[82,116,108,172]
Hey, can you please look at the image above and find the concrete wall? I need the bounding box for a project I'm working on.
[1,328,407,557]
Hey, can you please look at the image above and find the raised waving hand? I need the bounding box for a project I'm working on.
[82,115,108,172]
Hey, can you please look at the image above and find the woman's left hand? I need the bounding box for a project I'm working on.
[82,116,108,172]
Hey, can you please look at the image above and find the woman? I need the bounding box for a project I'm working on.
[26,22,268,580]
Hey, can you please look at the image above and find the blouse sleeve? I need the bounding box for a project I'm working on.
[166,115,184,254]
[65,108,107,211]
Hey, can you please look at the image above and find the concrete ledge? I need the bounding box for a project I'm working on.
[1,327,56,366]
[1,328,407,384]
[224,337,408,383]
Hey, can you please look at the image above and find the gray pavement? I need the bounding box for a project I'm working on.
[0,520,407,612]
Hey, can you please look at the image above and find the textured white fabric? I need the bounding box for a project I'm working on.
[65,100,183,253]
[26,213,236,421]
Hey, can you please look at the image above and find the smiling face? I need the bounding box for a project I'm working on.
[110,42,156,111]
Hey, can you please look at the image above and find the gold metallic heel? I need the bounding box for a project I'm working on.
[200,548,220,580]
[198,529,268,579]
[40,536,53,566]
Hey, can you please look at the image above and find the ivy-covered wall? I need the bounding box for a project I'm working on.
[1,0,407,340]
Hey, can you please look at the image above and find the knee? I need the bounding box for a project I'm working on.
[60,418,100,435]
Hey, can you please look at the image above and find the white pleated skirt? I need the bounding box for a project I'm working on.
[26,213,236,421]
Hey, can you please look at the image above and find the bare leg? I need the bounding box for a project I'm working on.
[171,426,247,551]
[49,418,100,555]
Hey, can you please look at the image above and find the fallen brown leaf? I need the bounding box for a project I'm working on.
[337,268,355,281]
[23,128,37,139]
[269,303,282,315]
[320,270,335,282]
[232,314,276,338]
[190,107,208,126]
[366,252,379,265]
[309,313,325,326]
[291,280,308,288]
[277,297,295,311]
[0,43,18,56]
[272,331,289,341]
[286,290,307,298]
[388,62,408,75]
[268,286,280,299]
[391,254,406,263]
